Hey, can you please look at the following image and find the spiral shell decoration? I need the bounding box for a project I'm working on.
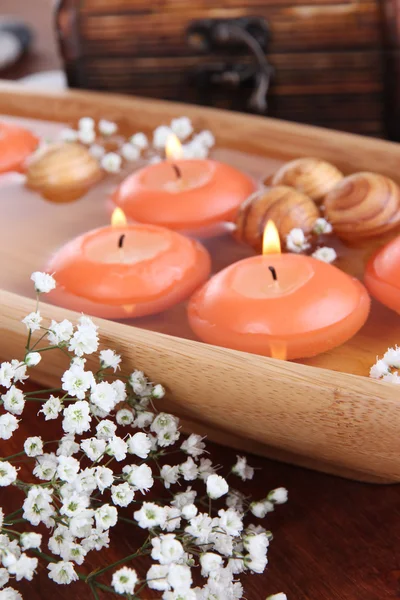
[272,158,344,203]
[234,186,320,251]
[323,172,400,240]
[26,142,103,203]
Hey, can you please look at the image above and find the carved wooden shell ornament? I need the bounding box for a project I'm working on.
[272,157,344,203]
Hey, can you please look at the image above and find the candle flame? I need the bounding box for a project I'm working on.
[262,220,281,255]
[165,133,183,160]
[111,207,127,227]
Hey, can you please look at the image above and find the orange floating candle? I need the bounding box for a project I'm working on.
[365,235,400,313]
[0,121,38,174]
[188,222,370,359]
[47,208,211,319]
[111,134,256,236]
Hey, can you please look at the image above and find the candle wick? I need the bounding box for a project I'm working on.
[268,266,278,281]
[118,234,125,249]
[118,234,125,264]
[171,164,182,179]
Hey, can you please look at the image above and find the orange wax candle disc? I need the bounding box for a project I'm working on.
[47,223,211,319]
[111,160,256,233]
[188,254,370,360]
[0,122,38,174]
[365,235,400,313]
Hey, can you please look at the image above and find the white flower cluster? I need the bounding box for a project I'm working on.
[59,115,216,176]
[370,346,400,383]
[0,273,287,599]
[285,218,336,262]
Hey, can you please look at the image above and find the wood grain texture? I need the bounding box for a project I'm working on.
[5,384,400,600]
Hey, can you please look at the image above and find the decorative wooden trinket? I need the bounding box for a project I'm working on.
[234,186,319,251]
[271,157,343,203]
[26,142,103,203]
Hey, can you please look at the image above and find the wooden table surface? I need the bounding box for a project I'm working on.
[1,2,400,599]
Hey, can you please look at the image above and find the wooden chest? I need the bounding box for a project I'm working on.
[55,0,400,139]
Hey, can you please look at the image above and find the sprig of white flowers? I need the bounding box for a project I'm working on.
[0,273,287,600]
[370,346,400,383]
[59,116,216,174]
[285,218,336,263]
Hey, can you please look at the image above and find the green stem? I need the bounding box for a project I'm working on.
[87,548,147,580]
[25,388,62,396]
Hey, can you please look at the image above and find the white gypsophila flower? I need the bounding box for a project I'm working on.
[167,563,192,591]
[129,370,148,395]
[81,437,106,462]
[127,432,152,459]
[61,364,93,399]
[267,594,288,600]
[250,500,274,518]
[68,509,94,538]
[134,502,167,529]
[60,492,90,518]
[90,381,118,414]
[47,560,79,585]
[383,372,400,383]
[89,143,106,160]
[48,525,72,555]
[7,554,38,581]
[20,532,42,551]
[57,435,79,457]
[22,311,42,333]
[101,152,122,173]
[217,508,243,537]
[95,504,118,531]
[99,349,121,372]
[39,395,62,420]
[130,132,148,149]
[153,125,173,150]
[23,436,43,457]
[226,490,246,512]
[162,506,181,533]
[69,316,99,357]
[151,534,184,565]
[170,117,193,141]
[181,434,206,457]
[24,352,41,367]
[0,567,9,587]
[151,413,180,447]
[212,532,234,557]
[112,567,138,595]
[78,128,96,145]
[47,319,74,346]
[383,346,400,368]
[268,487,288,505]
[149,155,162,164]
[146,564,169,591]
[245,554,268,573]
[244,532,270,560]
[185,513,213,544]
[172,488,197,510]
[0,413,19,440]
[313,217,333,235]
[0,362,16,388]
[182,140,208,159]
[107,436,128,461]
[312,246,337,264]
[82,529,110,552]
[0,507,3,529]
[79,117,95,132]
[232,455,254,481]
[112,379,127,403]
[60,127,78,142]
[121,142,140,161]
[62,400,91,435]
[207,474,229,499]
[200,552,223,577]
[23,487,54,527]
[1,386,25,415]
[152,383,165,399]
[90,403,109,419]
[96,419,117,440]
[195,130,215,149]
[134,410,154,428]
[33,453,57,481]
[60,542,87,565]
[180,457,198,481]
[95,466,114,492]
[116,408,134,426]
[228,557,246,575]
[0,461,17,486]
[31,271,56,294]
[74,467,97,495]
[160,465,180,489]
[98,119,118,136]
[123,463,153,493]
[56,456,80,482]
[181,503,197,520]
[163,591,197,600]
[11,360,28,384]
[286,228,310,253]
[0,588,23,599]
[111,482,135,507]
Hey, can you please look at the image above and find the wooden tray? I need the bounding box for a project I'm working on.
[0,81,400,483]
